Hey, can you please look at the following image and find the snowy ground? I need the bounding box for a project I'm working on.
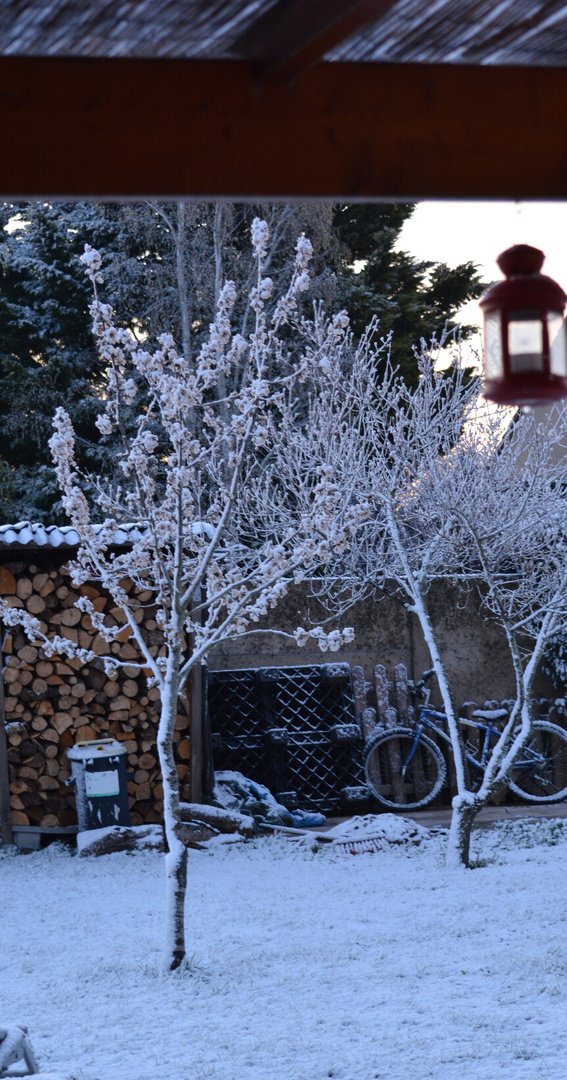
[2,819,567,1080]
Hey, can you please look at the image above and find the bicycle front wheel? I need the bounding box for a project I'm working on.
[364,726,447,810]
[509,719,567,803]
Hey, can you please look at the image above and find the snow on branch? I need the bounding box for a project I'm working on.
[1,219,364,690]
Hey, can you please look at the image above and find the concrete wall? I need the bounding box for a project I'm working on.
[208,580,554,709]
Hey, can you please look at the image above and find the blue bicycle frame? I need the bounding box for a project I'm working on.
[401,706,497,780]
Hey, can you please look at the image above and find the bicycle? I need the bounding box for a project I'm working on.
[363,668,567,810]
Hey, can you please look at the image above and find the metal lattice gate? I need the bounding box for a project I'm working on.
[207,663,368,814]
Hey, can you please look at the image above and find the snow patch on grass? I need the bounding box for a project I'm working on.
[1,821,566,1079]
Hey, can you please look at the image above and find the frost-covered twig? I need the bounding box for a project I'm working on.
[293,337,567,867]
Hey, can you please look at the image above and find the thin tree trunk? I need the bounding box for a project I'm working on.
[447,795,481,868]
[213,203,224,307]
[189,584,207,805]
[190,664,204,805]
[447,769,511,867]
[212,204,230,443]
[156,651,188,971]
[174,199,199,442]
[447,621,549,867]
[176,201,192,364]
[409,581,485,868]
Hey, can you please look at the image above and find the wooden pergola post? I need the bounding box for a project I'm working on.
[0,624,14,845]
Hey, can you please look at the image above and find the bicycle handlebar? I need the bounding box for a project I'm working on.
[411,668,436,703]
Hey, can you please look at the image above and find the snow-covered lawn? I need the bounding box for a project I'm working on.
[2,820,567,1080]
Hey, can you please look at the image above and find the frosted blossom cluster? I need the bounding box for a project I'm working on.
[0,600,94,665]
[35,221,358,703]
[294,625,355,652]
[79,244,103,282]
[295,235,313,269]
[251,218,269,259]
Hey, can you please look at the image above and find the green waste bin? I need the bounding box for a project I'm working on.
[67,738,130,831]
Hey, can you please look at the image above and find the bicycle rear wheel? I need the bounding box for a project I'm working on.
[364,726,447,810]
[509,720,567,802]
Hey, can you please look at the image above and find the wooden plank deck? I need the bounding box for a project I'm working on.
[326,802,567,831]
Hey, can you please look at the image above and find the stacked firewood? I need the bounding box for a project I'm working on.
[2,558,191,828]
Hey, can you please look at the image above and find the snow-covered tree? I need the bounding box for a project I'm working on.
[434,403,567,865]
[299,333,567,867]
[0,220,361,970]
[542,626,567,707]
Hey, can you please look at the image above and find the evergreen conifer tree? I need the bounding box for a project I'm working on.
[0,202,126,522]
[0,200,484,524]
[333,204,484,381]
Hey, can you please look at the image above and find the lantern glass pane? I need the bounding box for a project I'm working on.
[484,312,503,379]
[508,319,543,373]
[548,313,567,376]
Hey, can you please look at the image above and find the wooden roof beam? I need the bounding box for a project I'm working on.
[230,0,398,78]
[1,57,567,201]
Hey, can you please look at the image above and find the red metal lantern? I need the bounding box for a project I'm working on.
[480,244,567,406]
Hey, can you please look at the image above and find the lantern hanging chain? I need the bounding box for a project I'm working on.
[514,200,523,246]
[515,212,533,415]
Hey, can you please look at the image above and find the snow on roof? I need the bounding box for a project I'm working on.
[0,520,215,548]
[0,521,148,548]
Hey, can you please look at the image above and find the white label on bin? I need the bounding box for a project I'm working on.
[85,769,120,797]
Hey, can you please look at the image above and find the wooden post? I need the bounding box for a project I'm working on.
[394,663,409,724]
[407,608,415,684]
[352,665,378,738]
[351,665,367,717]
[189,587,208,805]
[202,668,215,800]
[0,624,13,845]
[190,665,204,805]
[374,664,390,723]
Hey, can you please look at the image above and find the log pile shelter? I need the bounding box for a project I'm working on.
[0,524,192,838]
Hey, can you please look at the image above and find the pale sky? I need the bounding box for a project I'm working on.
[395,201,567,329]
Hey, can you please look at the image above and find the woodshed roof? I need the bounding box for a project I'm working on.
[1,0,567,200]
[0,522,148,549]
